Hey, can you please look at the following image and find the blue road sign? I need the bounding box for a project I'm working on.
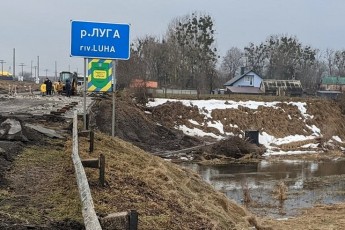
[71,20,130,60]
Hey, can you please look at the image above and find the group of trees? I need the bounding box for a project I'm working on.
[117,12,219,94]
[116,12,345,93]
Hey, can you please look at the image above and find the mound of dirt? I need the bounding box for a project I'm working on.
[90,94,203,153]
[209,136,265,159]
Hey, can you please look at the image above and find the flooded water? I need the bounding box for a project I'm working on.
[180,159,345,218]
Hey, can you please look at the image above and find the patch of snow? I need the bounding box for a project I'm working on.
[263,150,319,157]
[306,124,321,135]
[188,119,200,125]
[230,124,238,128]
[177,125,223,140]
[332,136,343,143]
[301,143,319,148]
[274,135,316,145]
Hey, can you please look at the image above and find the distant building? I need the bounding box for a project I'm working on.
[130,79,158,88]
[319,76,345,92]
[316,90,342,100]
[223,70,264,94]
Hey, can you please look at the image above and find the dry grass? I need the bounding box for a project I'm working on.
[273,181,288,201]
[0,140,82,225]
[241,180,252,205]
[75,131,253,229]
[1,131,254,229]
[260,203,345,229]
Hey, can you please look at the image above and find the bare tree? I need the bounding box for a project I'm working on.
[221,47,244,79]
[325,48,335,76]
[244,35,316,82]
[334,50,345,76]
[166,12,218,94]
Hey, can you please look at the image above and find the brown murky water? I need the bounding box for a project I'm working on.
[180,159,345,218]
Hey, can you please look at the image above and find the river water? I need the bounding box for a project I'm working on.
[180,159,345,218]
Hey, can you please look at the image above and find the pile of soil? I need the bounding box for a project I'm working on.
[208,136,265,159]
[90,93,203,153]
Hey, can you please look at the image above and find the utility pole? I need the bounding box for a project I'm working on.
[19,63,25,77]
[45,69,48,77]
[55,61,57,81]
[31,60,33,79]
[34,66,37,79]
[37,56,39,81]
[0,60,5,76]
[13,48,15,81]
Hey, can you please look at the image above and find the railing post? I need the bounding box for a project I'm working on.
[128,210,138,230]
[89,130,94,153]
[86,113,90,130]
[99,154,105,187]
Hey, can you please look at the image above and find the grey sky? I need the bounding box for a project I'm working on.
[1,0,344,77]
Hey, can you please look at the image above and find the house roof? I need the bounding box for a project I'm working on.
[223,70,261,86]
[321,76,345,85]
[226,86,264,94]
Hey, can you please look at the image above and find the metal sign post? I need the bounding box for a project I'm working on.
[71,20,130,133]
[112,60,116,137]
[83,58,87,130]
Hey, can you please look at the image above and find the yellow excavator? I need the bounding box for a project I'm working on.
[58,71,78,95]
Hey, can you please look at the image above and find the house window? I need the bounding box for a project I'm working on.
[244,75,253,85]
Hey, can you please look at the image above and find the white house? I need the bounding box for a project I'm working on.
[223,70,264,94]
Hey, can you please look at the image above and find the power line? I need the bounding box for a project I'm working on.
[19,63,25,76]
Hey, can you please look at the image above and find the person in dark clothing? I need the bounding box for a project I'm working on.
[65,79,71,97]
[44,78,53,95]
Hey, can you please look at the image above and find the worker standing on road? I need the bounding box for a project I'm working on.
[40,82,46,96]
[65,79,71,97]
[56,80,63,95]
[52,82,57,95]
[44,78,53,96]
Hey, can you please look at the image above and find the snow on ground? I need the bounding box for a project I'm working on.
[147,98,343,156]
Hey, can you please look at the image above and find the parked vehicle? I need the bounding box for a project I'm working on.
[58,71,78,95]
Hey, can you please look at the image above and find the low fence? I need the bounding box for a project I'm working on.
[72,110,102,230]
[155,88,197,95]
[72,111,138,230]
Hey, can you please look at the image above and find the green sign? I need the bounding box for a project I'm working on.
[88,59,112,92]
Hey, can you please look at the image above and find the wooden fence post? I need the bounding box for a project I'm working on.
[86,113,89,130]
[99,154,105,187]
[89,130,94,153]
[128,210,138,230]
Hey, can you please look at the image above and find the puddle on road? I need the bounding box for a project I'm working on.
[180,159,345,218]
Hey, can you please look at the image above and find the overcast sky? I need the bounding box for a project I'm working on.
[1,0,344,77]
